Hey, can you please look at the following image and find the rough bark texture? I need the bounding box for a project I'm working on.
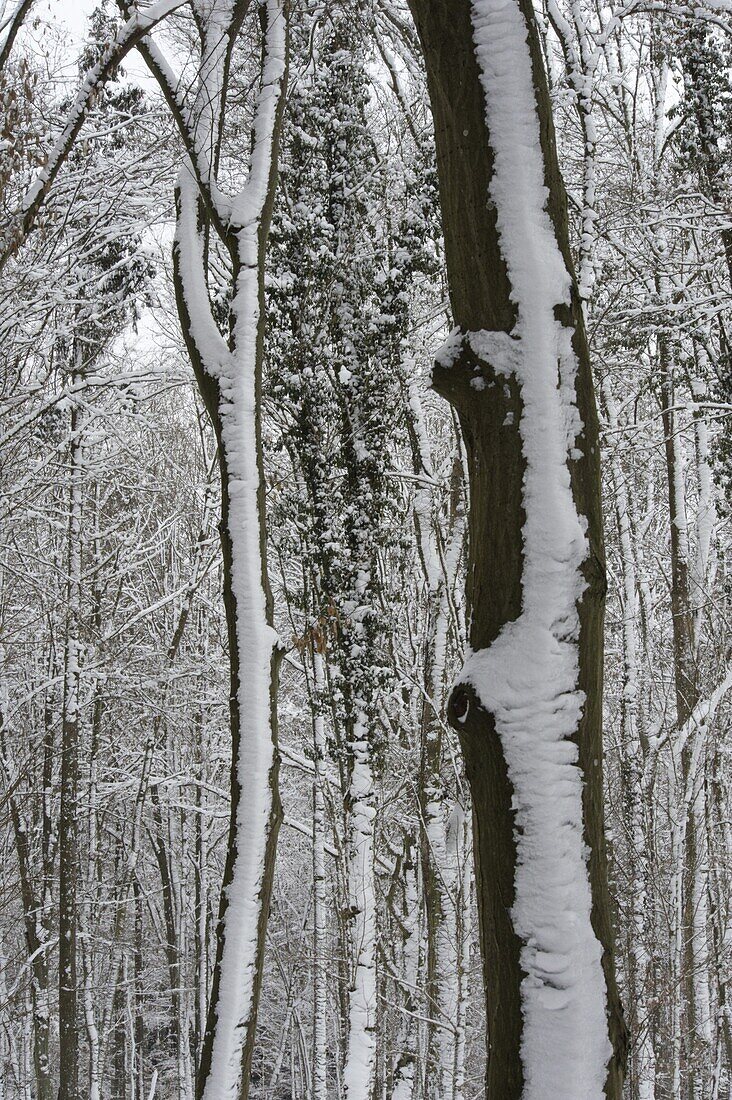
[406,1,627,1095]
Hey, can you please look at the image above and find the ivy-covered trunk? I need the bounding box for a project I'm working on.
[266,6,437,1095]
[407,0,627,1095]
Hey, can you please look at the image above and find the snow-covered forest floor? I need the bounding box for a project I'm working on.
[0,0,730,1098]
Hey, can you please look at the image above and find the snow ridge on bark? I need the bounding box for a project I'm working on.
[455,1,612,1096]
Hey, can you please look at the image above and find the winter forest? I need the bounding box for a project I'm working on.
[0,0,731,1096]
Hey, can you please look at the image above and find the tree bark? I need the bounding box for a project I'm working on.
[406,1,627,1095]
[166,5,288,1097]
[311,649,329,1100]
[59,365,83,1100]
[659,348,713,1099]
[0,694,53,1100]
[601,377,656,1100]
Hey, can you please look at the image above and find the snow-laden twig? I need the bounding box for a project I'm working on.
[0,0,186,267]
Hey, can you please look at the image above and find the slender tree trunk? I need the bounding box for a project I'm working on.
[133,877,145,1100]
[660,350,704,1099]
[602,377,656,1100]
[168,7,288,1097]
[391,836,419,1100]
[150,787,185,1096]
[406,1,627,1094]
[406,374,465,1100]
[81,489,105,1100]
[110,976,126,1100]
[0,682,53,1100]
[59,367,83,1100]
[193,713,208,1085]
[342,720,377,1100]
[454,812,472,1100]
[312,648,329,1100]
[708,772,732,1093]
[419,664,462,1100]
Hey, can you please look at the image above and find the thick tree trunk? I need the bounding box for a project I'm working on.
[407,1,627,1095]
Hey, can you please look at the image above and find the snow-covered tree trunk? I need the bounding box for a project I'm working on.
[194,710,211,1086]
[58,358,83,1100]
[454,811,472,1100]
[266,9,418,1094]
[150,783,188,1098]
[389,834,419,1100]
[410,427,465,1100]
[660,352,703,1099]
[708,769,732,1094]
[162,4,288,1097]
[342,725,377,1100]
[0,664,53,1100]
[658,341,728,1098]
[544,0,598,305]
[81,536,104,1100]
[312,647,329,1100]
[602,376,656,1100]
[407,0,627,1094]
